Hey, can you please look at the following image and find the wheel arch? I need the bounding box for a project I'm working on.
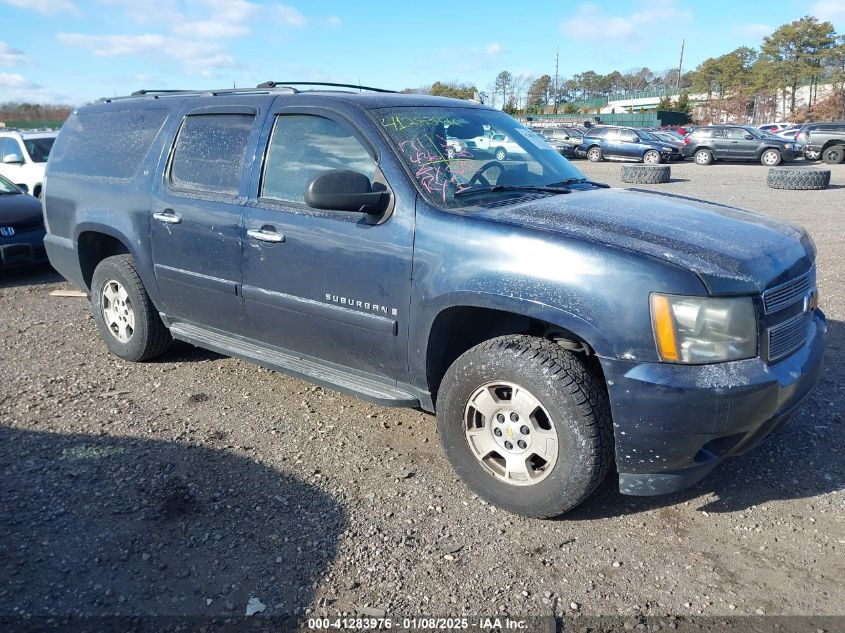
[75,224,135,291]
[424,299,609,408]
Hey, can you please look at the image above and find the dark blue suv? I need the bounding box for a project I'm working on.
[43,83,825,518]
[576,125,683,163]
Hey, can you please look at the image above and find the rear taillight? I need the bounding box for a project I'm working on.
[684,136,690,144]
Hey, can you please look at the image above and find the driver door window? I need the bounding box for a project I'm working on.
[261,115,376,205]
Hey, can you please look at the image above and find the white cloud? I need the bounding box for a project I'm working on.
[58,33,236,76]
[0,72,30,89]
[811,0,845,24]
[99,0,181,24]
[173,21,251,39]
[277,3,307,27]
[567,0,692,50]
[733,23,773,39]
[485,43,504,56]
[0,42,28,66]
[4,0,79,15]
[58,33,165,57]
[326,15,342,27]
[0,72,71,102]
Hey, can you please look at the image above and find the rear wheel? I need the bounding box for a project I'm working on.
[694,149,713,165]
[587,146,603,162]
[761,148,782,166]
[821,145,844,165]
[643,150,661,164]
[91,255,172,361]
[436,335,613,518]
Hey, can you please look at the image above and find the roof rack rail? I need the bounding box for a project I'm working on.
[256,81,396,93]
[130,89,194,96]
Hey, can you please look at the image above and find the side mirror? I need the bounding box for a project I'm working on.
[15,183,29,194]
[631,137,640,143]
[3,153,23,165]
[745,134,754,140]
[305,170,388,214]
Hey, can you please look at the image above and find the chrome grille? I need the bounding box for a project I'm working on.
[763,269,813,314]
[768,311,812,361]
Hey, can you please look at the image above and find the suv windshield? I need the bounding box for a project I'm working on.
[374,106,585,208]
[23,137,55,163]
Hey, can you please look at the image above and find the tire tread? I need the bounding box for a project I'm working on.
[439,335,613,517]
[92,255,172,361]
[766,167,830,190]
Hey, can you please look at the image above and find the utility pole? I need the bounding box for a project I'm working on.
[553,48,559,114]
[676,39,685,91]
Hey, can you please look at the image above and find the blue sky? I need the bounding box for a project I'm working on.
[1,0,844,105]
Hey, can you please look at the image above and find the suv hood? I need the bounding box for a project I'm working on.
[471,187,812,295]
[0,192,43,227]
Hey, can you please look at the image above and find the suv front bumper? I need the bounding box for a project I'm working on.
[600,309,826,496]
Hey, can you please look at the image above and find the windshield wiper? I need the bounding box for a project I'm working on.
[547,177,610,189]
[454,184,571,197]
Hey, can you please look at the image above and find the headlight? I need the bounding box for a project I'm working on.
[650,294,758,364]
[784,143,793,149]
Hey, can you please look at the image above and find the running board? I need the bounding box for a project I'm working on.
[169,322,420,408]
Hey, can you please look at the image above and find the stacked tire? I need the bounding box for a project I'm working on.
[766,168,831,190]
[620,164,671,184]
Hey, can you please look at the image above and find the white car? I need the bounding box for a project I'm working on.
[465,132,530,161]
[0,130,57,199]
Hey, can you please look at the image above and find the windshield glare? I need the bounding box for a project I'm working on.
[23,137,55,163]
[0,174,20,194]
[375,107,585,208]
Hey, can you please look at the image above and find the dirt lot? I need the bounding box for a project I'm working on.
[1,160,843,625]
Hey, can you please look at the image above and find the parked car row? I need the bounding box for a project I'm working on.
[759,121,845,163]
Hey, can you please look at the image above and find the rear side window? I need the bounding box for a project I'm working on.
[260,114,376,204]
[169,114,254,195]
[49,108,168,180]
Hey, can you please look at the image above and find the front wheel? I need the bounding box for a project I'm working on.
[436,335,613,518]
[822,145,844,165]
[494,147,507,161]
[694,149,713,165]
[587,147,603,162]
[761,148,782,166]
[91,255,172,361]
[643,150,661,164]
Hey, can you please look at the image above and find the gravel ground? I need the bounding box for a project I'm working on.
[1,160,843,625]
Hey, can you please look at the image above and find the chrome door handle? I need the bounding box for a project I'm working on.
[153,210,182,224]
[247,228,285,243]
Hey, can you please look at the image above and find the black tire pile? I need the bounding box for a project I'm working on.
[620,164,671,184]
[766,168,831,190]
